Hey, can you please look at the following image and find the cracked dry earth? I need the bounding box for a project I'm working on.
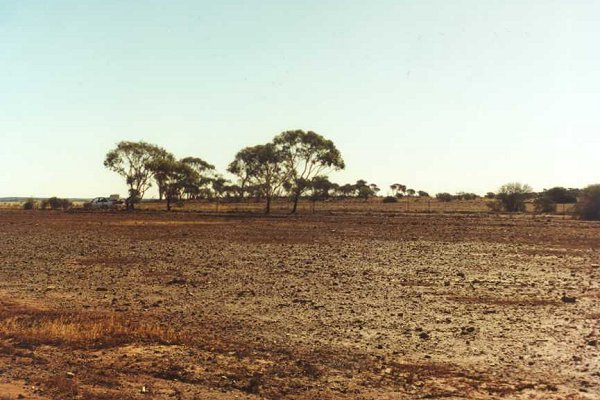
[0,210,599,399]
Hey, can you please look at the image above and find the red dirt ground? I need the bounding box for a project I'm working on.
[0,209,599,399]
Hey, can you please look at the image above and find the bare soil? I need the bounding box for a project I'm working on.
[0,209,599,399]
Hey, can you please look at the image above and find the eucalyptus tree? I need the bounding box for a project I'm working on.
[181,156,216,199]
[147,158,197,211]
[210,175,231,211]
[369,183,381,196]
[153,152,176,201]
[229,143,287,214]
[308,176,335,202]
[338,183,356,199]
[273,130,345,214]
[355,180,376,200]
[227,154,252,200]
[104,141,170,209]
[210,176,229,199]
[390,183,407,198]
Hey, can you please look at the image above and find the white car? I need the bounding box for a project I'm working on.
[87,197,122,209]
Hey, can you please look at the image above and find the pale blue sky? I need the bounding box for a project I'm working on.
[1,1,598,198]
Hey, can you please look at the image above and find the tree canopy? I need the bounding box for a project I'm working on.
[147,158,196,210]
[273,130,345,213]
[495,182,533,212]
[104,141,170,209]
[229,143,287,213]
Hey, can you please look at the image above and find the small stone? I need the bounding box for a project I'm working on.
[461,326,476,335]
[166,277,187,285]
[561,294,576,303]
[419,332,430,340]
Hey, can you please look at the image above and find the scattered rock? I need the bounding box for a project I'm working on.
[166,277,187,285]
[561,293,576,303]
[461,326,476,335]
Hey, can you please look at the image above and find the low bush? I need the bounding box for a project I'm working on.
[382,196,398,203]
[533,196,556,213]
[486,200,503,212]
[436,193,453,202]
[41,197,73,211]
[455,192,478,200]
[23,198,37,210]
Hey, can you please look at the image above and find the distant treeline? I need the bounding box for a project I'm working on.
[103,130,347,213]
[97,130,600,219]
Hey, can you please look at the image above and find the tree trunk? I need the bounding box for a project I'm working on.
[166,196,171,211]
[265,196,271,214]
[291,192,300,214]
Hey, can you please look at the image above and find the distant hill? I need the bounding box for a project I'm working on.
[0,197,92,203]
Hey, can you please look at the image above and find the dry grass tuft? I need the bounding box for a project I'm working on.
[80,389,137,400]
[74,256,143,266]
[44,375,80,397]
[0,299,189,349]
[447,295,559,307]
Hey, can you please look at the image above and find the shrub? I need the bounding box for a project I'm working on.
[495,182,532,212]
[42,197,73,211]
[574,184,600,220]
[436,193,453,202]
[417,191,429,197]
[533,196,556,213]
[486,200,503,212]
[382,196,398,203]
[23,198,37,210]
[485,192,496,199]
[456,192,478,200]
[63,199,73,210]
